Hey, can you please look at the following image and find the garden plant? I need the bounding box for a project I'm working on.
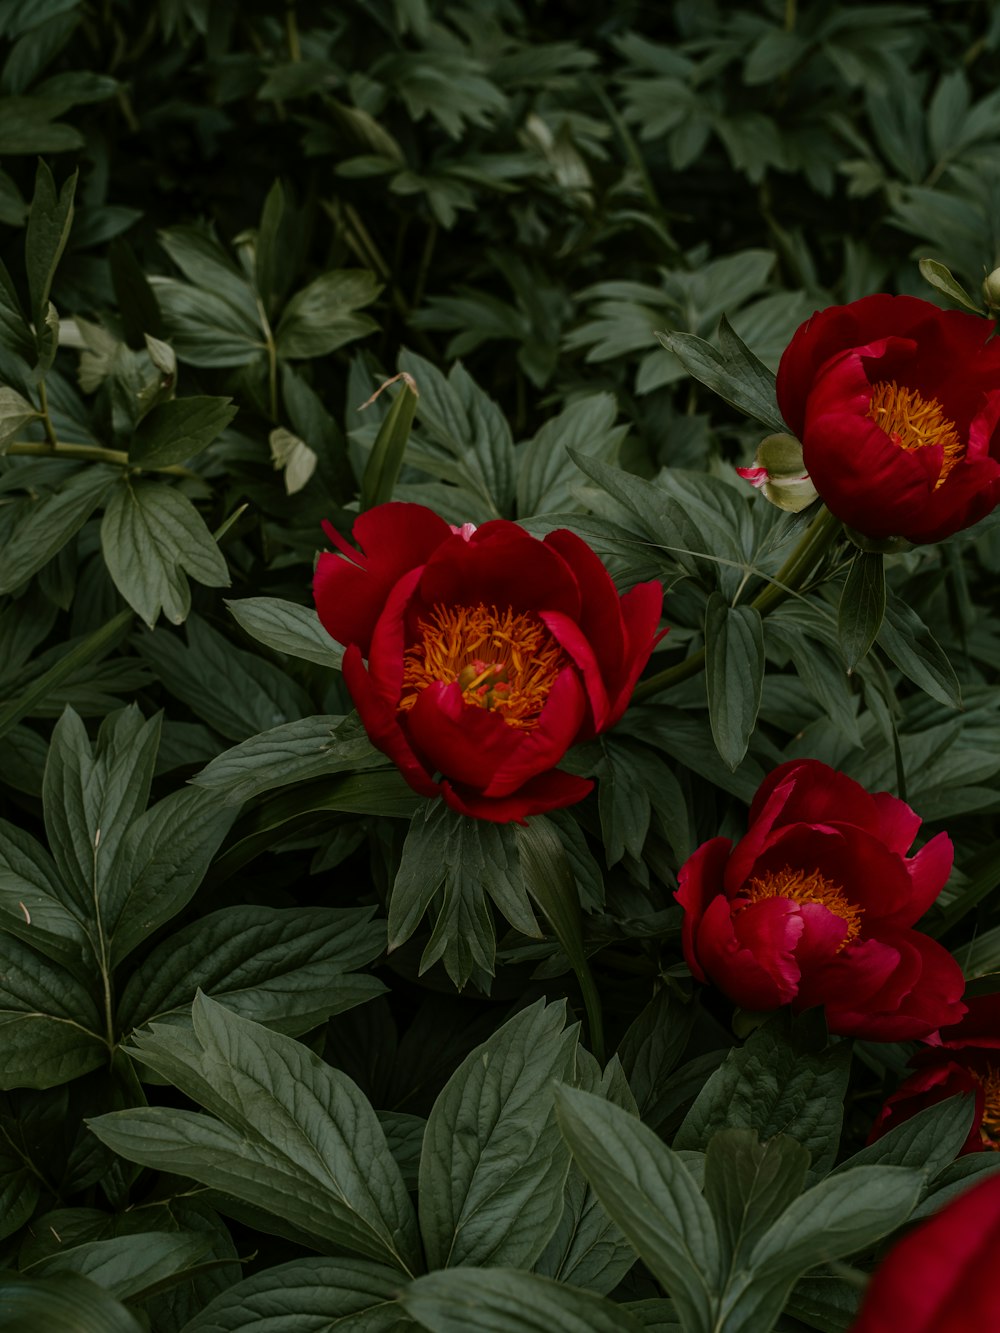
[3,1,1000,1329]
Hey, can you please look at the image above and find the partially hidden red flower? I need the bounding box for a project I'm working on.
[771,294,1000,543]
[849,1173,1000,1332]
[675,758,966,1040]
[313,502,665,823]
[869,994,1000,1154]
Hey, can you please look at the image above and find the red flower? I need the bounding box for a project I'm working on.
[869,995,1000,1154]
[675,758,966,1040]
[773,294,1000,543]
[849,1173,1000,1332]
[313,502,664,822]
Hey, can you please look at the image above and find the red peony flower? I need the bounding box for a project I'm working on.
[313,502,664,823]
[849,1173,1000,1332]
[675,758,966,1040]
[869,995,1000,1154]
[770,294,1000,543]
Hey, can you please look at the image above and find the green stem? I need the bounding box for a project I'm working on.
[37,379,58,446]
[285,2,301,61]
[784,0,797,31]
[632,505,842,703]
[7,439,196,478]
[254,294,279,421]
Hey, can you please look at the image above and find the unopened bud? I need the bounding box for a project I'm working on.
[736,433,818,513]
[983,266,1000,313]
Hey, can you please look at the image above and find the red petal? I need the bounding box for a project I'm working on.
[698,894,804,1010]
[342,644,438,798]
[850,1174,1000,1333]
[676,837,733,982]
[540,609,612,735]
[441,770,593,823]
[824,930,966,1040]
[405,681,521,789]
[313,503,451,655]
[543,528,627,686]
[482,667,587,797]
[608,580,666,727]
[418,520,582,619]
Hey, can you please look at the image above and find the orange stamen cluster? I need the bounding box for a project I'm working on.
[979,1067,1000,1150]
[399,602,566,729]
[738,865,863,950]
[867,380,964,487]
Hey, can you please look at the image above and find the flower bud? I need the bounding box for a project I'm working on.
[983,265,1000,313]
[736,433,818,512]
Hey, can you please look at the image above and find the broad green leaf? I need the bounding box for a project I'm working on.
[158,225,260,321]
[657,318,787,434]
[516,392,627,517]
[135,613,312,740]
[25,1231,210,1301]
[419,1000,577,1270]
[703,1129,810,1272]
[0,932,106,1089]
[104,786,237,967]
[179,1256,408,1333]
[838,551,885,671]
[704,593,764,770]
[877,596,961,708]
[0,609,131,743]
[0,256,35,361]
[192,714,379,805]
[227,596,345,669]
[0,1274,143,1333]
[918,257,982,312]
[716,1166,922,1333]
[117,904,386,1035]
[276,270,380,359]
[129,395,236,468]
[254,178,287,318]
[90,995,421,1273]
[555,1085,722,1332]
[831,1094,975,1179]
[0,385,39,451]
[674,1013,850,1181]
[0,466,117,595]
[617,989,696,1129]
[0,1143,39,1242]
[0,817,91,975]
[151,276,265,366]
[402,1267,644,1333]
[25,160,76,331]
[100,479,229,627]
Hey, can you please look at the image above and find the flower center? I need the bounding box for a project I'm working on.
[866,380,963,487]
[399,602,566,730]
[979,1066,1000,1150]
[738,865,863,949]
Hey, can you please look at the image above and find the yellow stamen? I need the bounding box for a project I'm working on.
[399,603,565,729]
[738,865,863,949]
[979,1067,1000,1150]
[867,380,964,487]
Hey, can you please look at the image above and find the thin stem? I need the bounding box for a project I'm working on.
[784,0,797,31]
[632,505,842,703]
[254,293,279,421]
[37,379,58,446]
[7,439,197,478]
[285,2,301,61]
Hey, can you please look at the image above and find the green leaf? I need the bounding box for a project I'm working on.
[255,179,286,319]
[179,1256,407,1333]
[617,989,696,1129]
[419,1000,577,1270]
[838,551,885,671]
[674,1013,851,1181]
[516,393,627,517]
[104,786,238,967]
[657,318,787,434]
[918,257,982,313]
[227,596,345,669]
[360,373,419,511]
[25,1231,211,1301]
[516,816,605,1062]
[389,802,540,989]
[25,159,76,333]
[0,466,117,595]
[554,1085,722,1332]
[704,593,764,770]
[192,714,379,805]
[0,931,106,1089]
[0,817,91,975]
[0,609,131,742]
[100,479,230,627]
[0,1274,144,1333]
[703,1129,810,1272]
[152,277,265,367]
[0,385,40,451]
[276,270,380,359]
[89,995,421,1272]
[134,614,311,741]
[831,1094,975,1179]
[877,595,961,708]
[402,1268,644,1333]
[117,904,386,1036]
[129,395,236,468]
